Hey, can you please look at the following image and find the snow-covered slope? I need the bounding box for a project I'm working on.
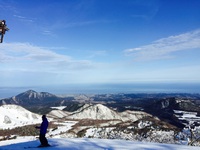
[48,109,70,118]
[0,105,41,129]
[50,106,67,110]
[119,110,152,121]
[68,104,121,120]
[49,103,152,121]
[0,137,199,150]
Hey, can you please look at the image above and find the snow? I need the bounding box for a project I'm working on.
[49,121,77,137]
[0,104,199,149]
[138,120,152,129]
[69,104,122,120]
[0,105,41,129]
[120,110,151,122]
[48,110,70,118]
[85,127,114,138]
[50,106,66,110]
[67,104,151,121]
[173,109,200,124]
[0,137,199,150]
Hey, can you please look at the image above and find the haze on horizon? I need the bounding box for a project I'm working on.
[0,0,200,87]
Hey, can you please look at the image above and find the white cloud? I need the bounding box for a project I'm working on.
[0,42,95,72]
[13,15,35,22]
[124,29,200,61]
[0,42,103,86]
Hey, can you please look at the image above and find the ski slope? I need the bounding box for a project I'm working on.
[0,137,199,150]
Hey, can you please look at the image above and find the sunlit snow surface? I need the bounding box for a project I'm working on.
[0,137,199,150]
[50,106,67,110]
[0,105,41,129]
[50,121,77,137]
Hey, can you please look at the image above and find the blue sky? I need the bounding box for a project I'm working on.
[0,0,200,87]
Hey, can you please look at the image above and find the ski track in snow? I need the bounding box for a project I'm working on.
[0,138,199,150]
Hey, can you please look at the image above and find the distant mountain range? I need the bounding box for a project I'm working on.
[0,102,153,135]
[0,102,182,145]
[0,90,70,114]
[0,90,200,128]
[48,103,151,121]
[0,90,62,106]
[144,97,200,128]
[1,90,200,146]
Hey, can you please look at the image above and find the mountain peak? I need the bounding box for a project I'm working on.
[25,89,37,94]
[0,90,61,107]
[16,90,57,99]
[69,103,121,120]
[16,89,39,99]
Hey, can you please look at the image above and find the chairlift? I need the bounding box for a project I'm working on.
[0,20,9,43]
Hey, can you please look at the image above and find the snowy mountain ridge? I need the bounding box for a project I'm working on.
[0,90,200,147]
[17,90,50,99]
[13,90,58,100]
[0,90,61,106]
[68,103,121,120]
[48,109,71,118]
[0,105,41,129]
[0,103,151,130]
[0,103,200,148]
[49,103,152,121]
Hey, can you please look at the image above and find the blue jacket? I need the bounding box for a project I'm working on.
[40,118,48,135]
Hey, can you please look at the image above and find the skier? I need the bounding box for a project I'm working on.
[35,115,50,147]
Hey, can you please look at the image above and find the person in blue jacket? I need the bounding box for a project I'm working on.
[36,115,50,147]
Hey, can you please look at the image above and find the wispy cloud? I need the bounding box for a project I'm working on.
[41,30,57,37]
[0,42,95,72]
[0,1,18,14]
[124,29,200,61]
[13,15,35,22]
[47,19,115,31]
[39,19,114,38]
[0,42,110,85]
